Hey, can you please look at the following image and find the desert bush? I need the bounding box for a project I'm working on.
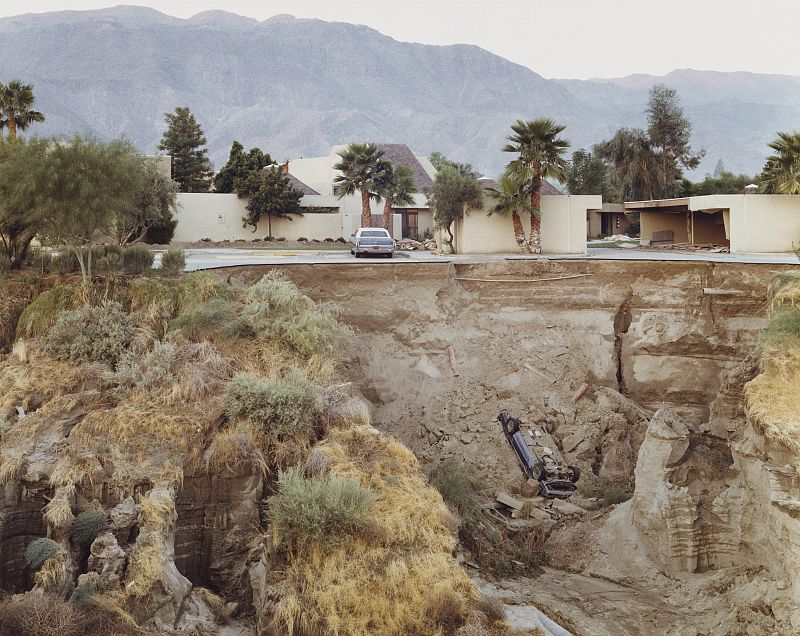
[112,340,176,390]
[0,281,37,350]
[0,414,11,439]
[71,510,108,546]
[121,244,154,274]
[578,475,632,507]
[225,372,326,440]
[244,271,350,357]
[430,457,486,526]
[50,250,80,274]
[68,581,96,606]
[16,284,84,338]
[128,277,179,334]
[176,271,233,313]
[474,594,506,625]
[41,302,133,364]
[25,247,52,273]
[267,467,375,549]
[170,298,245,341]
[762,306,800,343]
[425,587,470,633]
[160,248,186,274]
[25,538,61,571]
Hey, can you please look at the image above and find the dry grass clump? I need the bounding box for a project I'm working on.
[170,298,244,341]
[430,457,487,526]
[124,484,175,599]
[41,302,133,365]
[0,279,37,351]
[34,549,70,592]
[176,271,234,312]
[0,592,133,636]
[198,587,235,625]
[204,420,268,476]
[268,425,475,636]
[111,340,176,391]
[745,345,800,455]
[44,485,76,530]
[128,277,178,335]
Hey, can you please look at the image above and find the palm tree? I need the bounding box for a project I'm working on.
[503,118,569,253]
[0,80,45,141]
[333,143,386,227]
[375,164,417,234]
[761,131,800,194]
[486,173,532,253]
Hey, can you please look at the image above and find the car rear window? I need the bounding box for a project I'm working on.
[361,230,388,237]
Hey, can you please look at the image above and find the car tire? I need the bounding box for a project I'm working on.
[502,416,519,436]
[569,465,581,483]
[354,252,361,258]
[350,249,354,255]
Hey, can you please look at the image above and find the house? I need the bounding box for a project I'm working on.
[287,144,437,238]
[626,194,800,253]
[587,203,631,238]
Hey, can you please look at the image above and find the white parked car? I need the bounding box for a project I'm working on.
[350,228,395,258]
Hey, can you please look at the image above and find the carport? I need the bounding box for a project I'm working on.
[625,197,728,246]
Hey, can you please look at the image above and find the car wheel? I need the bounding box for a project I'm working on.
[350,249,354,255]
[354,252,361,258]
[569,465,581,483]
[502,416,519,436]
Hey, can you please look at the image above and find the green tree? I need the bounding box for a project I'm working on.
[157,107,213,193]
[0,80,45,141]
[427,164,482,253]
[214,140,273,193]
[237,167,304,236]
[646,84,704,196]
[428,151,478,178]
[503,118,570,253]
[333,143,386,227]
[486,173,532,253]
[38,136,142,281]
[114,159,180,245]
[375,163,417,233]
[685,171,757,196]
[566,148,609,196]
[760,131,800,194]
[0,138,48,267]
[596,128,660,201]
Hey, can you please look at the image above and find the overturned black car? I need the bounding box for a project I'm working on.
[498,410,580,499]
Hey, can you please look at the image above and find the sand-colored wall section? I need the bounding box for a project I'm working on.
[640,211,689,244]
[452,195,598,254]
[720,195,800,253]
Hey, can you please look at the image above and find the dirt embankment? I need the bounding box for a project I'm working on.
[225,258,794,635]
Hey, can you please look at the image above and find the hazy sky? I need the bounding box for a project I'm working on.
[2,1,799,79]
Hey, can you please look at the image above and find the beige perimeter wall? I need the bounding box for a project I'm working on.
[174,193,399,242]
[710,195,800,253]
[452,195,598,254]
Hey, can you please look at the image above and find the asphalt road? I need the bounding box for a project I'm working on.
[151,247,800,271]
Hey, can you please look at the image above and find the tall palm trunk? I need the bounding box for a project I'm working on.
[511,211,530,253]
[529,177,542,254]
[361,190,372,227]
[7,117,16,141]
[382,198,393,235]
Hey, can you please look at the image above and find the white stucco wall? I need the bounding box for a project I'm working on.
[700,194,800,253]
[451,195,598,254]
[173,193,402,242]
[175,193,343,242]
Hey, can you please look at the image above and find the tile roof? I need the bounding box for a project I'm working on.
[376,144,434,190]
[477,177,563,195]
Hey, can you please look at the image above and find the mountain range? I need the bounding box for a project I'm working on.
[1,5,798,179]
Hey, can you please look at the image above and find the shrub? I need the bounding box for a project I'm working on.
[176,271,232,313]
[170,298,245,341]
[267,467,375,549]
[41,302,133,364]
[145,218,178,245]
[297,237,308,242]
[25,538,61,571]
[112,341,176,390]
[474,594,506,624]
[121,245,154,275]
[128,277,179,333]
[425,588,469,633]
[160,249,186,274]
[244,272,350,357]
[578,475,632,507]
[50,250,80,274]
[16,284,84,338]
[763,306,800,343]
[335,237,347,243]
[71,510,108,546]
[50,246,121,275]
[226,372,326,440]
[25,247,52,273]
[429,458,486,526]
[69,581,96,606]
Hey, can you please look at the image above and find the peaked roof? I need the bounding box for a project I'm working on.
[376,143,434,190]
[477,177,563,195]
[284,172,319,195]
